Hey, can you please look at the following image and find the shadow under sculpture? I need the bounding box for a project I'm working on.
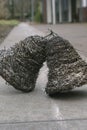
[45,32,87,95]
[0,36,46,92]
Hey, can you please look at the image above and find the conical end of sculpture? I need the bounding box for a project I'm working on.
[0,48,37,92]
[45,31,87,95]
[0,35,46,92]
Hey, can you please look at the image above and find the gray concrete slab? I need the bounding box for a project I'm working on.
[0,119,87,130]
[0,23,87,130]
[33,23,87,57]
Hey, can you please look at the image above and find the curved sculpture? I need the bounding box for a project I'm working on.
[0,35,46,92]
[45,31,87,95]
[0,31,87,95]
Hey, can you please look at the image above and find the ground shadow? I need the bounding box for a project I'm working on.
[48,88,87,100]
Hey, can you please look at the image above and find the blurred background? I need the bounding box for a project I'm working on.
[0,0,87,24]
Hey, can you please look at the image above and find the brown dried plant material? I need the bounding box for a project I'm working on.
[0,35,46,92]
[45,31,87,95]
[0,31,87,95]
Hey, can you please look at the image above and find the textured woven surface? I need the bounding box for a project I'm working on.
[45,32,87,95]
[0,35,46,92]
[0,31,87,94]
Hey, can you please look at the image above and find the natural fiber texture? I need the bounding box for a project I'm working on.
[45,31,87,95]
[0,35,46,92]
[0,31,87,94]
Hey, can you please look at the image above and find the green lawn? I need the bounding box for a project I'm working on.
[0,20,20,26]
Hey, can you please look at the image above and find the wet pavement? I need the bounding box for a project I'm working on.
[0,23,87,130]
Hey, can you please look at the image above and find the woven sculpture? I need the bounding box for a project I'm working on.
[45,31,87,95]
[0,35,46,92]
[0,31,87,95]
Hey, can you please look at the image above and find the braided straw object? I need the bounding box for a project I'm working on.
[45,31,87,95]
[0,35,46,92]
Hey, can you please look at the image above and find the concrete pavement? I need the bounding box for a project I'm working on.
[0,23,87,129]
[33,23,87,60]
[33,23,87,53]
[0,23,44,49]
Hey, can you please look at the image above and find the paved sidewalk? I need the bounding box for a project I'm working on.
[0,23,44,49]
[0,23,87,130]
[33,23,87,53]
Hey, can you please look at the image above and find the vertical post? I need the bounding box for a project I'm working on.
[80,0,83,22]
[47,0,52,23]
[52,0,56,24]
[9,0,14,19]
[42,0,47,23]
[83,0,87,7]
[68,0,72,22]
[12,0,14,18]
[59,0,62,23]
[31,0,34,22]
[21,0,24,21]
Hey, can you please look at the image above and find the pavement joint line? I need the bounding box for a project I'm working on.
[0,118,87,125]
